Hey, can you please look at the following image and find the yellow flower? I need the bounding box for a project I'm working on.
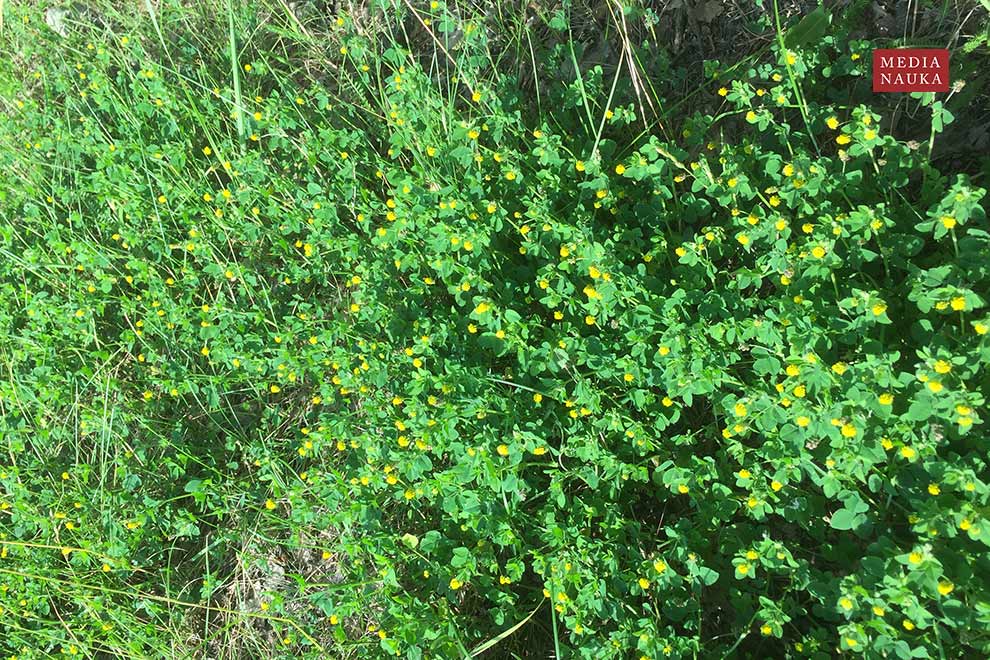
[871,302,887,316]
[738,469,751,479]
[760,624,772,636]
[878,393,894,405]
[638,577,650,589]
[900,446,916,459]
[771,480,783,492]
[782,164,794,177]
[908,551,923,565]
[734,402,748,417]
[585,315,596,326]
[264,499,276,510]
[864,129,876,140]
[736,233,750,246]
[903,619,915,631]
[975,321,988,335]
[718,87,728,96]
[811,246,826,259]
[839,597,853,610]
[831,362,848,375]
[677,484,689,494]
[826,116,839,130]
[449,578,462,590]
[940,215,956,229]
[836,134,851,145]
[796,416,810,428]
[937,580,954,596]
[928,483,940,496]
[615,164,626,175]
[840,423,857,438]
[496,444,509,457]
[927,380,943,393]
[746,110,757,122]
[654,560,667,573]
[951,296,966,311]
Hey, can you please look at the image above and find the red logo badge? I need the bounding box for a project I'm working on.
[872,49,949,92]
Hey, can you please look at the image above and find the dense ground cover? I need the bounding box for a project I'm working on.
[1,0,988,657]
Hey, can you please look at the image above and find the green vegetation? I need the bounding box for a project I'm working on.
[1,1,988,657]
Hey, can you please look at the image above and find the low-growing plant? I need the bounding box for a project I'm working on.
[0,1,987,658]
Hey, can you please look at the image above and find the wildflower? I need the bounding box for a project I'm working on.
[826,116,839,129]
[937,580,954,596]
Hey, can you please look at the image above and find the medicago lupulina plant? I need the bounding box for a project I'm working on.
[0,1,987,658]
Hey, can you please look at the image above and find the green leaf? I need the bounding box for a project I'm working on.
[830,508,864,530]
[785,6,830,49]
